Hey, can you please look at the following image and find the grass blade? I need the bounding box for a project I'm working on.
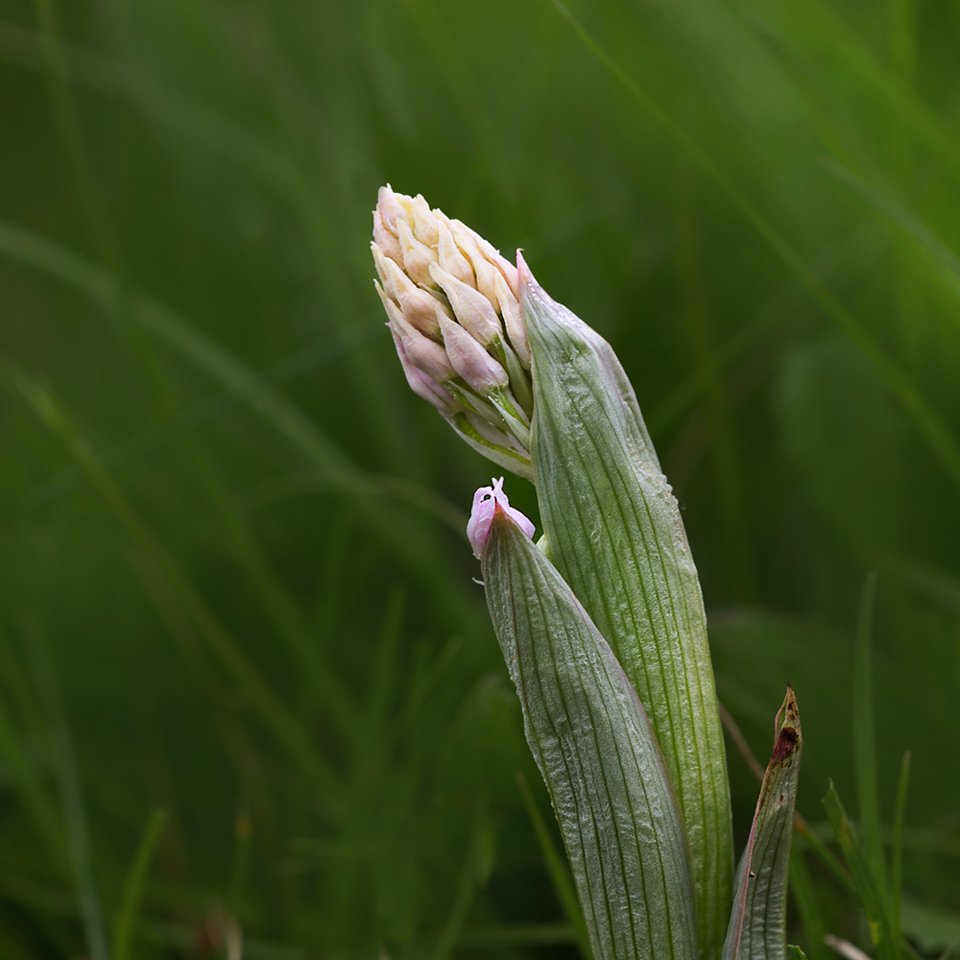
[0,217,472,627]
[547,0,960,497]
[111,808,169,960]
[789,846,831,960]
[890,751,911,952]
[822,784,895,960]
[11,371,338,794]
[28,624,109,960]
[853,574,886,894]
[0,627,67,869]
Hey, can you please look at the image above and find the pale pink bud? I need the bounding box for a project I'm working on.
[467,477,535,558]
[372,209,402,264]
[475,234,519,297]
[450,220,500,305]
[376,184,409,233]
[399,286,450,340]
[372,242,414,304]
[437,220,475,287]
[384,297,455,383]
[396,218,438,286]
[390,325,460,414]
[495,270,530,367]
[374,246,448,339]
[407,194,440,247]
[430,262,502,346]
[439,314,508,393]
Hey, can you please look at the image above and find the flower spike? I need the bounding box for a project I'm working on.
[372,185,533,478]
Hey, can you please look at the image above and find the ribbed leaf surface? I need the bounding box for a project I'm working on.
[521,259,733,958]
[723,688,802,960]
[482,510,697,960]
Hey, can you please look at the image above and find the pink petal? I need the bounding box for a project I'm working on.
[467,477,536,558]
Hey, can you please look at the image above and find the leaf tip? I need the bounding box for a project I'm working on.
[772,686,801,762]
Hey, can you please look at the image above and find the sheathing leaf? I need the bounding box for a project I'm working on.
[723,688,802,960]
[521,264,733,958]
[482,512,697,960]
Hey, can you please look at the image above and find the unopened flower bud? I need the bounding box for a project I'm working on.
[390,326,461,415]
[396,218,437,287]
[429,262,502,346]
[383,296,455,384]
[373,209,402,264]
[476,234,519,297]
[400,286,449,340]
[449,220,500,305]
[439,314,508,393]
[372,243,413,305]
[494,270,529,368]
[376,185,409,234]
[408,194,440,247]
[437,220,475,287]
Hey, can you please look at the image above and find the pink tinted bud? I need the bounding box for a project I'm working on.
[390,325,460,414]
[408,194,440,247]
[450,220,500,305]
[396,218,437,286]
[437,220,475,287]
[467,477,536,558]
[474,234,519,297]
[372,211,402,264]
[438,314,508,393]
[372,242,415,303]
[374,245,448,340]
[399,286,449,340]
[430,262,502,345]
[383,294,455,383]
[376,184,409,234]
[495,270,530,367]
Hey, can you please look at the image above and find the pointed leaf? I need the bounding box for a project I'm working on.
[822,784,895,960]
[481,507,697,960]
[723,687,802,960]
[521,257,733,957]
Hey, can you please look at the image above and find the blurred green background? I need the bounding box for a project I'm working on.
[1,0,959,956]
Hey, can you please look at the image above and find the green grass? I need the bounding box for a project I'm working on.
[1,0,959,956]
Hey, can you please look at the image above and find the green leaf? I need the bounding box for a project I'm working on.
[822,783,895,960]
[890,751,911,951]
[723,688,803,960]
[111,808,169,960]
[853,574,886,894]
[481,509,697,960]
[521,257,733,958]
[788,841,832,960]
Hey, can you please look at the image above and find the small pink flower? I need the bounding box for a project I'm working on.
[467,477,536,558]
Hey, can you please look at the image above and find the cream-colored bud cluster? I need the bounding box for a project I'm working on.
[372,185,534,478]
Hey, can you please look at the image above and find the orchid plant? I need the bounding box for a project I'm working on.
[372,186,803,960]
